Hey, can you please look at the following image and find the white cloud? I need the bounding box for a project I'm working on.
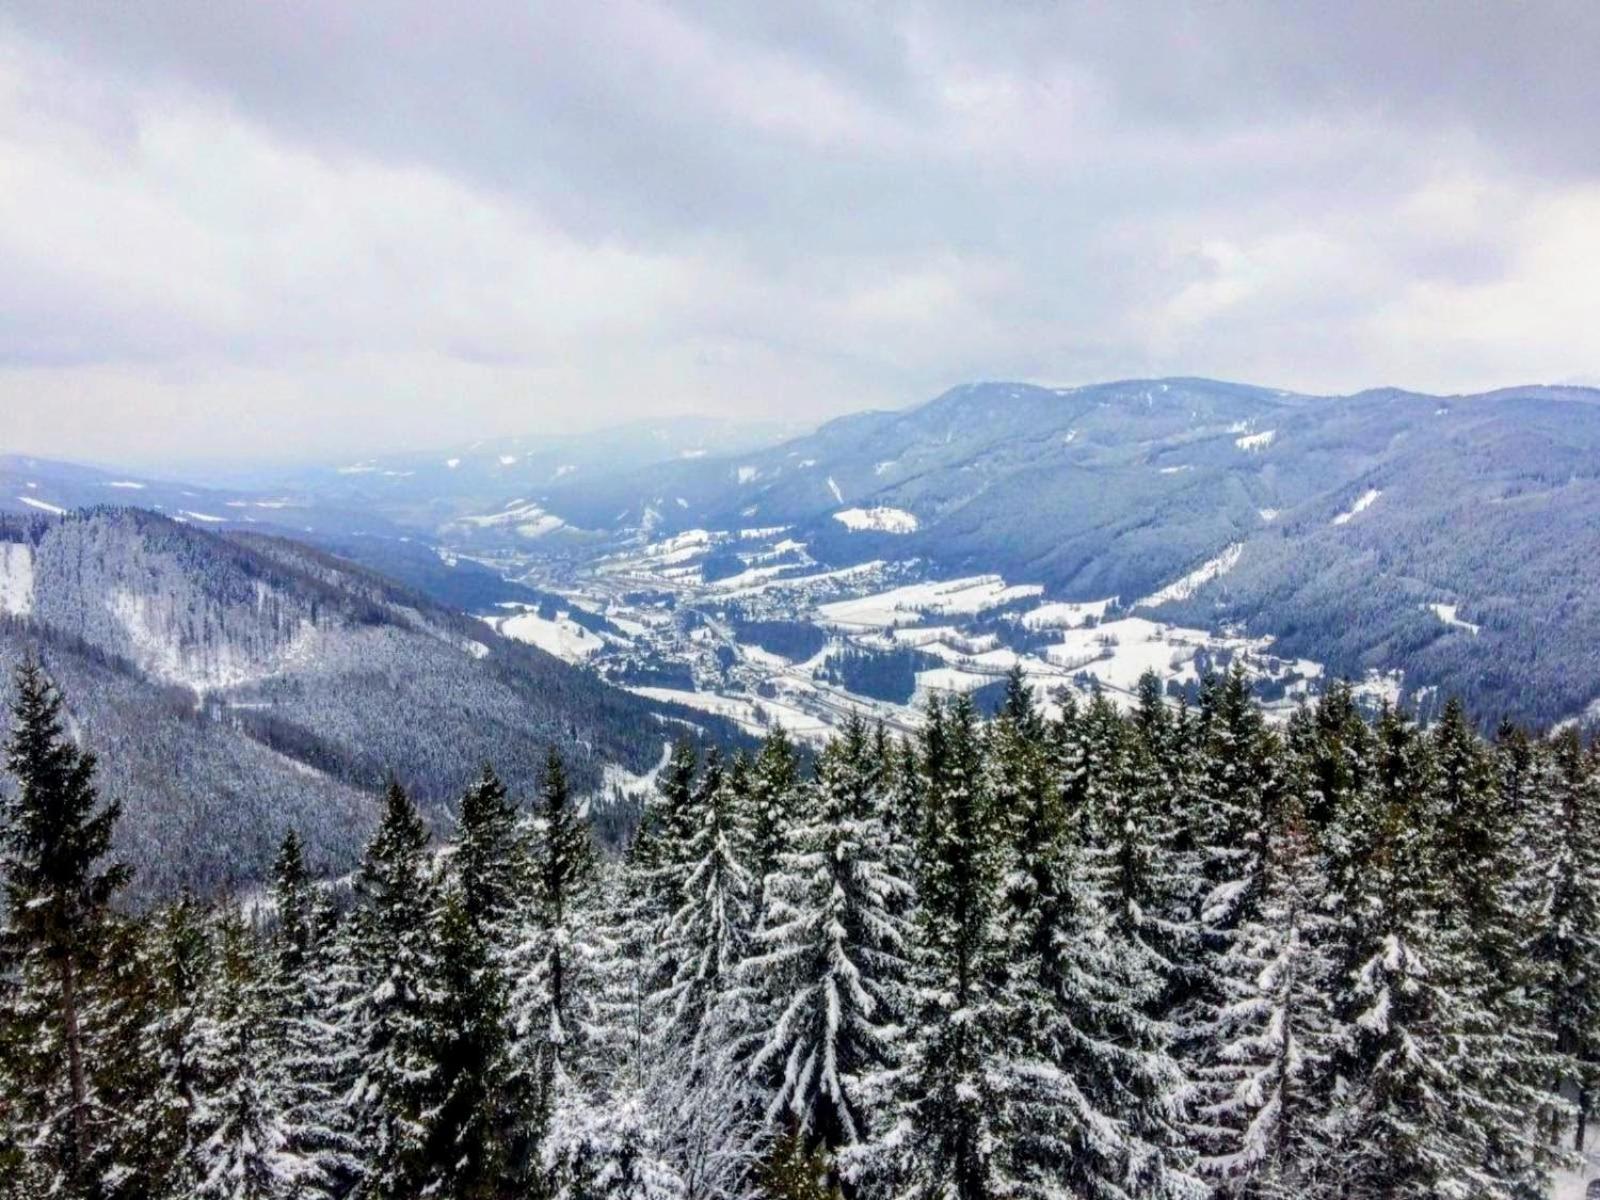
[0,3,1597,464]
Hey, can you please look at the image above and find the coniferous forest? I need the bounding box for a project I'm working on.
[3,658,1598,1200]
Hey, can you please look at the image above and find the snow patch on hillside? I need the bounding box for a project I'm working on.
[1138,544,1243,607]
[1022,599,1112,630]
[1235,429,1276,451]
[736,465,759,484]
[489,608,603,661]
[1427,603,1480,635]
[0,543,34,615]
[833,507,919,534]
[180,510,227,524]
[106,480,146,489]
[18,496,66,515]
[1332,488,1382,525]
[451,500,567,538]
[827,476,844,503]
[1258,508,1280,522]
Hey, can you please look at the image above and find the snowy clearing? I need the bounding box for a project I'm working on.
[1137,544,1243,607]
[487,609,604,661]
[106,480,146,489]
[1427,603,1480,635]
[833,506,920,534]
[1332,488,1382,525]
[818,575,1043,629]
[1235,429,1276,451]
[0,543,34,615]
[18,495,66,515]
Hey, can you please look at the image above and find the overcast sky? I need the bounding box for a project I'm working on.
[3,1,1598,465]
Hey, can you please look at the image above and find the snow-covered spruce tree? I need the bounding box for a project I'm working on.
[653,748,757,1059]
[339,780,439,1200]
[1429,702,1563,1192]
[649,747,761,1196]
[998,678,1201,1200]
[887,692,1023,1198]
[0,660,132,1198]
[1198,795,1336,1199]
[1179,670,1285,1163]
[446,763,531,1188]
[190,908,310,1200]
[563,865,687,1200]
[137,890,214,1198]
[743,714,912,1175]
[1322,706,1484,1199]
[745,726,801,912]
[1079,681,1195,1020]
[1526,728,1600,1151]
[421,880,511,1198]
[267,834,358,1197]
[509,747,609,1193]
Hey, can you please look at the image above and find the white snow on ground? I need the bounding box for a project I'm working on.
[1236,429,1276,451]
[1159,465,1193,474]
[336,463,376,474]
[738,526,790,539]
[18,495,66,514]
[179,510,228,523]
[1021,599,1113,630]
[1427,603,1481,635]
[445,458,461,469]
[595,740,673,804]
[488,609,604,661]
[736,465,759,484]
[1259,508,1280,522]
[827,476,844,503]
[0,543,34,615]
[498,454,519,466]
[106,480,146,489]
[680,448,707,458]
[462,639,490,660]
[627,686,832,741]
[554,464,576,479]
[1137,544,1243,607]
[1353,668,1404,707]
[833,506,920,533]
[818,575,1044,629]
[1333,487,1382,525]
[107,589,322,691]
[451,500,567,538]
[1550,1147,1599,1197]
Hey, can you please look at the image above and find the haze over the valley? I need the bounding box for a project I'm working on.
[3,1,1599,466]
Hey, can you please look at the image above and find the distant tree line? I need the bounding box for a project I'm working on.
[2,660,1596,1198]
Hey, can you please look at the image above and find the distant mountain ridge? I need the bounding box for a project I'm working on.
[520,377,1600,727]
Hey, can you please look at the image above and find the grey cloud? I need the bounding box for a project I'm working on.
[0,2,1596,463]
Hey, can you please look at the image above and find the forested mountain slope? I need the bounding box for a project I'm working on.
[0,508,741,897]
[528,378,1600,727]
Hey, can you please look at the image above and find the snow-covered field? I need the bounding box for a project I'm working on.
[832,506,919,533]
[486,608,605,661]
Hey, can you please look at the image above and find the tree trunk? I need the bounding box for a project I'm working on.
[60,950,91,1179]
